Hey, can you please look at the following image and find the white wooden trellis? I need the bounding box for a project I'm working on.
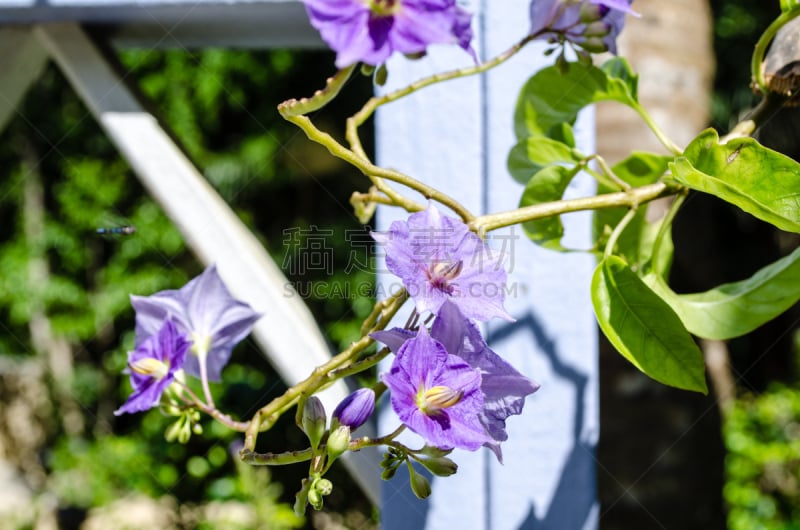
[0,2,599,527]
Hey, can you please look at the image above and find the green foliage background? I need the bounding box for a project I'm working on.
[0,46,376,529]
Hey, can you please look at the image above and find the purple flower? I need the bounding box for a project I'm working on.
[332,388,376,430]
[131,265,261,382]
[302,0,475,68]
[372,204,512,322]
[382,326,491,451]
[374,301,539,461]
[529,0,637,55]
[115,319,190,416]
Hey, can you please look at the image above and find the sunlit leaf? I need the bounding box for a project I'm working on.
[592,256,707,393]
[507,137,583,184]
[671,129,800,233]
[514,57,639,140]
[645,245,800,340]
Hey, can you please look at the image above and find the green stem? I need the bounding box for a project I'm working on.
[751,9,800,93]
[351,189,395,207]
[278,65,357,116]
[470,181,676,233]
[649,190,687,276]
[351,425,407,450]
[591,154,630,191]
[285,114,474,221]
[631,101,682,155]
[361,289,408,335]
[604,207,638,259]
[178,383,249,431]
[327,347,392,381]
[345,35,534,158]
[250,290,407,435]
[240,447,313,466]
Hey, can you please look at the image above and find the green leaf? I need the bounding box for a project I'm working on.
[549,122,576,148]
[592,152,671,268]
[780,0,800,12]
[514,57,639,140]
[671,129,800,233]
[591,256,708,393]
[645,245,800,340]
[518,165,581,250]
[507,136,583,184]
[637,216,674,280]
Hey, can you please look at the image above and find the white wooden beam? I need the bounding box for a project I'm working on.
[0,27,48,131]
[31,22,378,502]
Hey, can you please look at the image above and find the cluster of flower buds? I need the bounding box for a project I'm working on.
[295,391,378,512]
[529,0,638,56]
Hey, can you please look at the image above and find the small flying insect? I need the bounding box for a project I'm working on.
[96,225,136,236]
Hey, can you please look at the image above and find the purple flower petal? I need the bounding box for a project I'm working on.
[370,328,414,352]
[303,0,475,68]
[115,319,190,416]
[591,0,638,16]
[373,203,512,322]
[376,301,539,461]
[131,265,261,381]
[382,327,491,451]
[432,302,539,461]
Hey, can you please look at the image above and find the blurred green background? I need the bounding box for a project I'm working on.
[0,1,798,529]
[0,46,377,529]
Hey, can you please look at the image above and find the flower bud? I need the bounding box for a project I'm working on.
[314,478,333,496]
[419,445,452,458]
[307,487,323,510]
[409,468,432,499]
[374,64,388,86]
[165,419,183,443]
[419,456,458,477]
[583,21,611,38]
[332,389,375,431]
[381,465,399,480]
[580,36,609,54]
[326,425,351,462]
[579,2,608,23]
[302,396,327,450]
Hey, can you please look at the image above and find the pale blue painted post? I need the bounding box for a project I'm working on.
[375,2,599,529]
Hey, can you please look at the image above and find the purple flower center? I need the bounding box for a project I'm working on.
[426,260,464,295]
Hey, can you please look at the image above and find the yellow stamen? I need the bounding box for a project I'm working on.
[129,357,169,380]
[417,385,464,415]
[430,260,464,281]
[366,0,401,16]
